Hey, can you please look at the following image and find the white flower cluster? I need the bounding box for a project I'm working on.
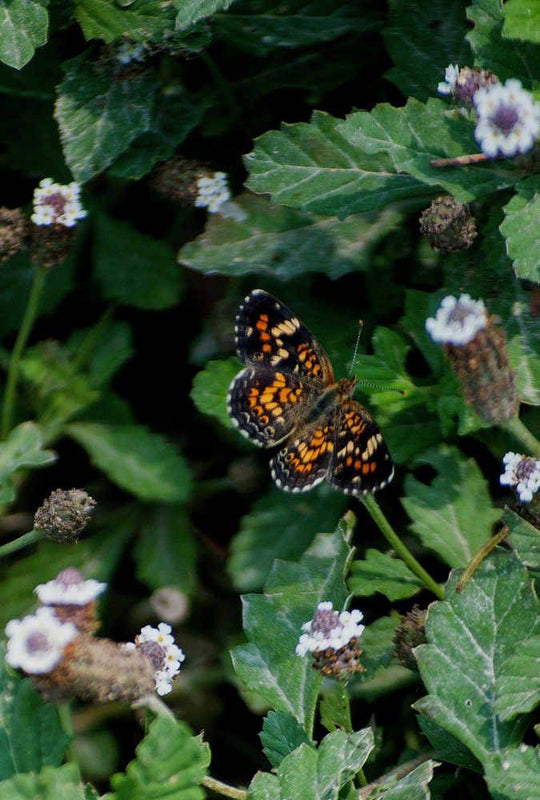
[425,294,487,346]
[126,623,185,696]
[437,64,460,96]
[500,452,540,503]
[5,607,77,674]
[35,574,106,606]
[474,79,540,157]
[115,41,147,65]
[194,171,231,214]
[32,179,87,228]
[296,601,365,657]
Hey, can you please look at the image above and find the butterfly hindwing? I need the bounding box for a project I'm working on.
[270,413,335,492]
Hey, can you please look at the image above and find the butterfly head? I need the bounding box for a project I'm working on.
[337,377,357,399]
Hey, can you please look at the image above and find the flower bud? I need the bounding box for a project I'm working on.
[393,605,426,672]
[34,489,96,543]
[296,601,366,681]
[150,587,189,624]
[419,196,477,254]
[438,64,499,104]
[126,623,185,696]
[0,207,29,264]
[148,157,231,213]
[35,567,106,634]
[426,295,519,423]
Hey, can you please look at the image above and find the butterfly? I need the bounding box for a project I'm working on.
[226,289,394,497]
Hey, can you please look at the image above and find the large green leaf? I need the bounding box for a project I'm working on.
[174,0,234,30]
[349,549,422,601]
[230,520,353,730]
[228,488,347,592]
[244,111,429,219]
[133,506,197,595]
[190,358,237,431]
[500,177,540,283]
[67,423,191,503]
[503,0,540,43]
[484,746,540,800]
[383,0,472,101]
[0,0,47,69]
[505,508,540,571]
[179,193,402,279]
[93,214,182,310]
[213,0,379,56]
[0,423,56,505]
[0,666,67,780]
[338,98,521,203]
[0,764,85,800]
[55,52,158,182]
[249,729,374,800]
[402,446,501,567]
[365,759,436,799]
[495,635,540,721]
[415,551,540,763]
[74,0,175,43]
[259,711,312,768]
[111,716,210,800]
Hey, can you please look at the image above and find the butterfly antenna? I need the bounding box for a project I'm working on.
[348,320,363,377]
[359,380,407,396]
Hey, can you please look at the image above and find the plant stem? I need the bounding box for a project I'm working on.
[362,496,444,600]
[1,267,47,438]
[504,416,540,458]
[58,702,80,776]
[0,529,42,559]
[456,525,509,593]
[201,776,248,800]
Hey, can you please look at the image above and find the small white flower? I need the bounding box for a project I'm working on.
[194,171,231,214]
[296,601,365,657]
[115,41,147,65]
[500,451,540,503]
[425,294,487,346]
[126,622,185,695]
[31,179,87,228]
[438,64,460,96]
[474,79,540,158]
[36,568,106,606]
[5,607,77,674]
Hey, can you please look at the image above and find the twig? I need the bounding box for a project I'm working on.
[430,153,490,167]
[456,526,509,593]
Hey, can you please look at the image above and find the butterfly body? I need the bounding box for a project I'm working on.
[227,290,393,497]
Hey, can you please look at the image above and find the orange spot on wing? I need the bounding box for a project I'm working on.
[262,344,272,353]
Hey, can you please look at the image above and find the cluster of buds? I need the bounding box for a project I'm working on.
[393,605,426,672]
[34,488,96,544]
[0,179,87,269]
[5,568,185,704]
[438,65,540,159]
[419,195,477,253]
[296,601,366,680]
[500,452,540,505]
[426,294,519,424]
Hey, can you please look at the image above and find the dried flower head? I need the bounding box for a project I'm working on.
[31,179,87,228]
[474,79,540,157]
[296,601,365,680]
[419,196,477,253]
[393,606,426,672]
[34,489,96,543]
[150,587,189,624]
[0,208,29,264]
[500,452,540,503]
[438,64,499,105]
[5,607,77,675]
[125,623,185,696]
[426,294,487,346]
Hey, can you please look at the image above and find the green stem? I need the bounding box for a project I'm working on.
[58,703,80,775]
[0,529,42,559]
[504,416,540,458]
[456,525,509,593]
[1,267,47,438]
[362,496,444,600]
[201,776,247,800]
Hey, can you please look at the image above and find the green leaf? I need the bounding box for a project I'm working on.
[359,613,400,679]
[174,0,234,30]
[484,746,540,800]
[190,358,237,430]
[67,320,135,388]
[349,549,422,601]
[415,551,540,762]
[244,111,429,220]
[495,635,540,721]
[0,666,68,780]
[319,686,352,734]
[133,506,197,595]
[55,52,158,182]
[93,215,182,310]
[466,0,540,84]
[0,0,48,69]
[505,508,540,571]
[337,98,521,203]
[366,759,436,799]
[383,0,472,101]
[0,764,85,800]
[503,0,540,43]
[402,445,501,567]
[0,423,56,505]
[179,193,402,279]
[213,1,380,56]
[249,729,374,800]
[74,0,176,43]
[230,521,353,729]
[259,711,312,768]
[500,177,540,283]
[228,488,347,592]
[111,716,210,800]
[66,423,191,503]
[418,716,482,772]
